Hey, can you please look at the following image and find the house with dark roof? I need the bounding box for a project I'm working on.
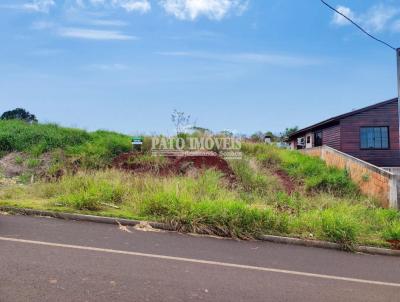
[288,98,400,167]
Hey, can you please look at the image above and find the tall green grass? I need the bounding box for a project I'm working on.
[0,120,90,155]
[229,157,283,202]
[66,130,131,168]
[1,168,397,247]
[0,120,132,168]
[242,143,358,197]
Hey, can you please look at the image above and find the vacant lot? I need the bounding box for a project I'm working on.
[0,120,399,250]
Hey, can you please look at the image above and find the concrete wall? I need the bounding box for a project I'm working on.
[302,146,399,209]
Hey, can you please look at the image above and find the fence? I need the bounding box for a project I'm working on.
[302,146,399,209]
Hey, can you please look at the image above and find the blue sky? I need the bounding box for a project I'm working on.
[0,0,399,135]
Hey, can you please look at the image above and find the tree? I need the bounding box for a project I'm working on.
[171,110,191,135]
[250,131,278,142]
[1,108,37,123]
[250,131,265,142]
[280,126,299,141]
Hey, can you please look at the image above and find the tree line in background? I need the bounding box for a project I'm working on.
[1,108,37,123]
[1,108,298,141]
[171,109,298,142]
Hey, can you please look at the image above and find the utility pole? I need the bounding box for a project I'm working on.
[397,49,400,142]
[397,49,400,103]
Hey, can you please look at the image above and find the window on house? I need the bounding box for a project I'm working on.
[314,131,323,147]
[360,127,389,149]
[306,136,311,144]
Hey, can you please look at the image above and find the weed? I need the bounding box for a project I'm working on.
[14,155,24,165]
[229,158,282,201]
[26,158,40,169]
[127,154,167,168]
[321,207,359,250]
[383,222,400,241]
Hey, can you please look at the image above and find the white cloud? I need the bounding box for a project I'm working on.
[156,51,321,67]
[0,0,55,13]
[363,4,398,32]
[31,20,55,30]
[77,0,151,13]
[159,0,248,21]
[22,0,55,13]
[331,4,399,33]
[86,63,129,70]
[58,27,137,40]
[332,5,355,26]
[114,0,151,13]
[392,19,400,32]
[88,19,128,26]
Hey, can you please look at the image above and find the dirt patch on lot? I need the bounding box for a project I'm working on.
[0,152,64,181]
[0,152,26,178]
[113,152,236,181]
[387,240,400,250]
[274,169,296,195]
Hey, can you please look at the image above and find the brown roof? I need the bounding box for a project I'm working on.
[289,97,398,138]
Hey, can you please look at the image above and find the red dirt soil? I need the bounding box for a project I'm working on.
[387,240,400,250]
[274,169,296,195]
[112,152,236,181]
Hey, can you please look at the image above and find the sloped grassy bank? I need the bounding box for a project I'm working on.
[1,159,399,249]
[0,120,399,249]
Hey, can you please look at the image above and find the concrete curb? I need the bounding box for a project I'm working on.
[1,206,399,257]
[0,207,175,231]
[260,235,400,257]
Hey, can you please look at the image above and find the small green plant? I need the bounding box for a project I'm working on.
[18,172,33,184]
[14,155,24,165]
[362,173,370,182]
[26,158,40,169]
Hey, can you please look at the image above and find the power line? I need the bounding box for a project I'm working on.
[320,0,396,51]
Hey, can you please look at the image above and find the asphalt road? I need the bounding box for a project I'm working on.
[0,214,399,302]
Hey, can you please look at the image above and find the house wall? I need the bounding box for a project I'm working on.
[322,124,341,150]
[340,101,400,167]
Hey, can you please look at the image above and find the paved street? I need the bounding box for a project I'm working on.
[0,214,399,302]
